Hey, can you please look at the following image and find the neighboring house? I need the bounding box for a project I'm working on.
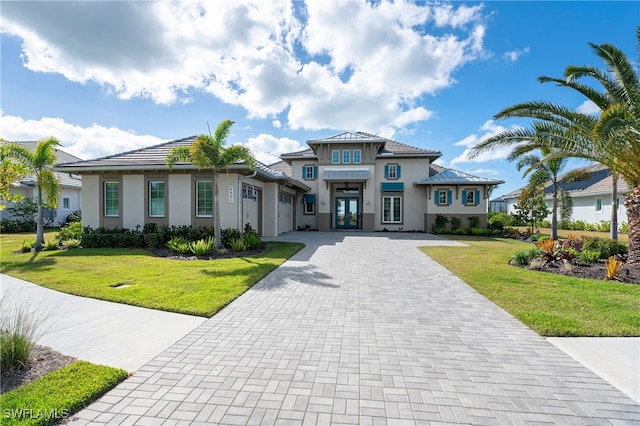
[1,141,82,226]
[280,131,503,232]
[54,136,310,237]
[500,163,629,226]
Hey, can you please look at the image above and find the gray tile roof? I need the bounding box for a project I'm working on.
[54,136,310,191]
[268,160,292,176]
[282,131,441,160]
[415,168,504,185]
[501,163,630,200]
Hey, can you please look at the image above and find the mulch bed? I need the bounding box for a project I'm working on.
[520,259,640,284]
[1,345,76,394]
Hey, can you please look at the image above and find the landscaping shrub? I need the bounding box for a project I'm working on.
[243,232,263,250]
[434,227,448,234]
[0,293,47,371]
[20,240,35,253]
[221,227,242,248]
[145,233,164,249]
[470,227,485,236]
[81,229,145,248]
[509,248,543,266]
[579,250,601,264]
[582,237,627,259]
[189,236,215,256]
[619,222,629,233]
[539,220,552,228]
[230,238,246,252]
[44,240,59,251]
[62,238,81,249]
[57,222,82,242]
[596,220,611,232]
[468,216,481,229]
[435,214,448,230]
[166,237,190,254]
[450,216,461,231]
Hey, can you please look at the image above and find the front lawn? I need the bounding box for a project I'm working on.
[0,361,127,426]
[421,236,640,337]
[1,232,303,317]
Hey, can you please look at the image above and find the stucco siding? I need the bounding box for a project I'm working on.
[82,175,100,229]
[168,174,191,226]
[122,175,145,229]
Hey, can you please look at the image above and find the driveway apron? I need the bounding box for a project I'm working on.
[75,233,639,425]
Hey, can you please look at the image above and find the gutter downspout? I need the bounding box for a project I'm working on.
[238,171,258,232]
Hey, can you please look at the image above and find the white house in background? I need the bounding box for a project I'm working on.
[499,163,629,226]
[1,141,82,226]
[280,132,504,232]
[53,132,503,236]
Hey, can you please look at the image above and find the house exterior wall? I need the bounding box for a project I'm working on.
[82,175,100,229]
[168,174,191,226]
[424,185,489,232]
[1,185,81,227]
[122,175,144,229]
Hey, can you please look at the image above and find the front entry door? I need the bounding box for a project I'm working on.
[335,197,359,229]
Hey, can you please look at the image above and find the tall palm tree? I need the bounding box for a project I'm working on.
[514,148,567,240]
[0,139,28,209]
[166,120,255,248]
[3,137,61,250]
[470,27,640,263]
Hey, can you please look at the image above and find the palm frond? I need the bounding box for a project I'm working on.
[39,170,61,207]
[165,146,192,170]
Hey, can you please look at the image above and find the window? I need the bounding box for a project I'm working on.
[279,194,292,204]
[382,196,402,223]
[104,182,119,217]
[303,194,316,215]
[596,198,603,212]
[353,149,361,164]
[149,181,165,217]
[342,150,350,164]
[332,150,340,164]
[303,165,316,180]
[243,186,258,200]
[463,189,479,206]
[62,197,70,209]
[196,181,213,217]
[385,164,400,180]
[436,189,451,206]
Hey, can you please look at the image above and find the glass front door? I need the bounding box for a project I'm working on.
[335,197,359,229]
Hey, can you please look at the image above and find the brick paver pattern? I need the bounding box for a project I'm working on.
[75,233,639,425]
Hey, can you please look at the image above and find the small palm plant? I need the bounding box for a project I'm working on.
[604,256,624,281]
[189,236,215,256]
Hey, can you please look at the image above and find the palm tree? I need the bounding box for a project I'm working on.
[514,148,567,240]
[0,139,28,209]
[166,120,255,249]
[3,137,61,250]
[470,27,640,263]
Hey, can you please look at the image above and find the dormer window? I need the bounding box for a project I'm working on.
[332,150,340,164]
[342,150,351,164]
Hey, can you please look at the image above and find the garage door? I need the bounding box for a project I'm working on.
[278,194,293,234]
[242,186,259,233]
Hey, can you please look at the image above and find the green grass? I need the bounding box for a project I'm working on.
[1,232,303,317]
[0,361,128,426]
[421,236,640,337]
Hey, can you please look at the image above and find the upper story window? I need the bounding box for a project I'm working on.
[385,164,400,180]
[342,150,351,164]
[332,150,340,164]
[302,165,317,180]
[104,182,119,217]
[353,149,362,164]
[149,181,166,217]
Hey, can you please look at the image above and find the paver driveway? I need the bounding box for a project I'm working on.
[75,233,639,425]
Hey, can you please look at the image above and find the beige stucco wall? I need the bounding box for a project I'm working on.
[122,175,144,229]
[262,182,278,237]
[168,174,191,226]
[82,174,100,229]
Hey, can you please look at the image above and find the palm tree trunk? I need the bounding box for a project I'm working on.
[624,186,640,265]
[551,186,558,240]
[35,185,44,251]
[610,174,618,240]
[213,169,222,249]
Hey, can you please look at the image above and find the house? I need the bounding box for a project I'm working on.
[280,132,504,232]
[500,163,629,226]
[54,132,503,236]
[54,136,310,237]
[1,141,82,226]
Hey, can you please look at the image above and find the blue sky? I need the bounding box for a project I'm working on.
[1,1,638,197]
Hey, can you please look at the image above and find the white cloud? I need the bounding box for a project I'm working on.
[243,133,305,165]
[449,120,520,165]
[469,168,499,175]
[503,47,530,63]
[1,0,488,134]
[576,100,601,115]
[272,119,281,129]
[0,112,165,160]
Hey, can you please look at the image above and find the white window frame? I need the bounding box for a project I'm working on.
[353,149,362,164]
[387,164,398,179]
[438,190,448,206]
[104,181,119,217]
[149,181,166,218]
[304,165,315,180]
[332,150,340,164]
[304,200,315,215]
[342,150,351,164]
[62,197,70,209]
[595,198,603,213]
[382,195,402,224]
[196,181,213,217]
[466,190,476,206]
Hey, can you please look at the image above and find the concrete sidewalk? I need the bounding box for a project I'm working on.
[0,274,206,372]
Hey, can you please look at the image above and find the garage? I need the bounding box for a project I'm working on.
[278,193,293,233]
